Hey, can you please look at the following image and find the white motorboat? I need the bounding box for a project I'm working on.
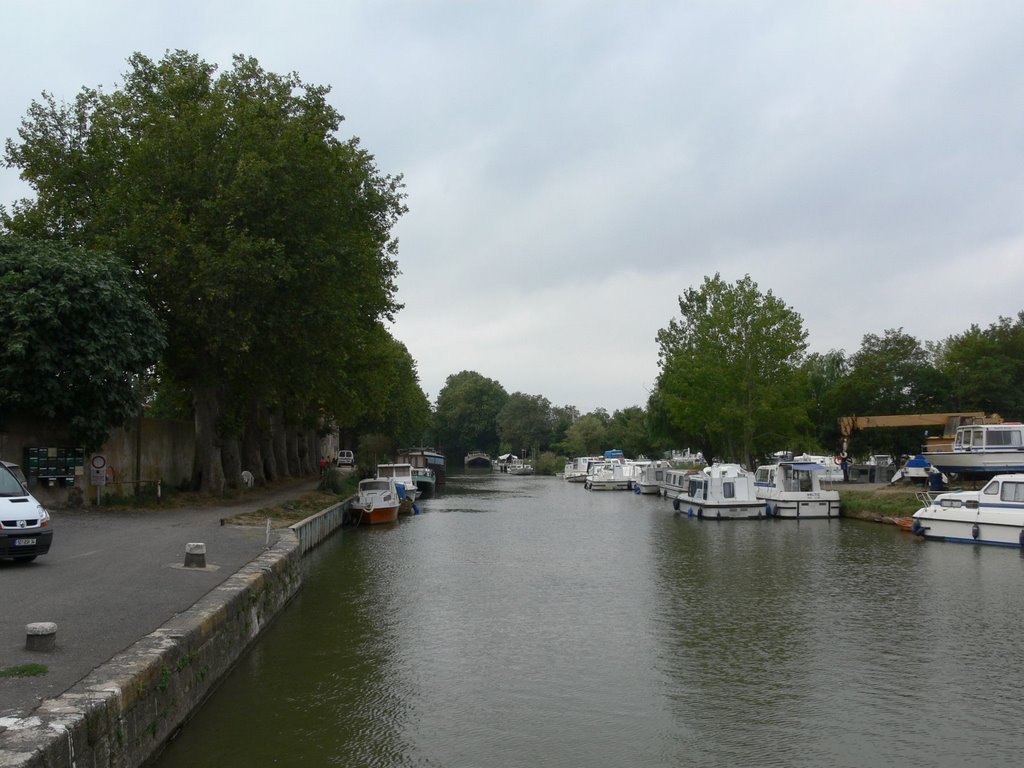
[564,456,602,483]
[792,453,846,483]
[753,461,841,519]
[672,463,763,520]
[632,460,669,495]
[505,457,534,475]
[659,467,698,498]
[585,462,632,490]
[376,462,419,501]
[922,422,1024,476]
[911,473,1024,547]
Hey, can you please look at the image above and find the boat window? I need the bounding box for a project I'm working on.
[982,480,999,496]
[940,499,962,508]
[655,470,663,482]
[972,429,985,447]
[965,500,979,509]
[987,429,1024,448]
[723,481,735,499]
[796,471,812,492]
[1000,482,1024,503]
[755,467,770,483]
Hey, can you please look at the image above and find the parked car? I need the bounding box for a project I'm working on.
[1,461,53,562]
[336,450,355,467]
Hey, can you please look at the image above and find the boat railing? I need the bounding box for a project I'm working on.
[915,490,936,507]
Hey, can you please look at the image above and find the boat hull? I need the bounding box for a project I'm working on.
[351,503,400,525]
[586,479,632,491]
[911,513,1024,546]
[765,498,840,518]
[921,450,1024,475]
[674,499,766,520]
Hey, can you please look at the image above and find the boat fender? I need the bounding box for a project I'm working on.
[412,503,421,515]
[1019,529,1024,548]
[716,511,721,520]
[633,484,641,495]
[765,503,772,518]
[687,508,694,518]
[972,523,980,540]
[584,480,591,490]
[697,508,703,520]
[672,497,680,511]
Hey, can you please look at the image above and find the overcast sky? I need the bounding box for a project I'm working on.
[3,1,1023,413]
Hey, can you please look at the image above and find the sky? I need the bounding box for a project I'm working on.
[3,1,1023,413]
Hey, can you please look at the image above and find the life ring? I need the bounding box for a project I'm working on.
[834,456,844,466]
[105,466,116,482]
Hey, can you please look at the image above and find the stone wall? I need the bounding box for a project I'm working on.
[0,497,351,767]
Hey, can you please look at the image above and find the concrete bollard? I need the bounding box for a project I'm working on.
[184,542,207,568]
[26,622,57,652]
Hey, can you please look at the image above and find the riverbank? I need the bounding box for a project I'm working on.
[838,482,925,523]
[0,478,349,768]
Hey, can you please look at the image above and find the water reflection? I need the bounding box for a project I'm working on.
[154,474,1024,768]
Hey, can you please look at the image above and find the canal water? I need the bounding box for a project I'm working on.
[154,472,1024,767]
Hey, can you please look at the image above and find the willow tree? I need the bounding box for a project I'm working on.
[654,274,808,466]
[4,51,405,491]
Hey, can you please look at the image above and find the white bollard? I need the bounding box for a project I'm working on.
[26,622,57,652]
[184,542,207,568]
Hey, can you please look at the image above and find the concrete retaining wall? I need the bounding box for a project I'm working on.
[0,498,352,767]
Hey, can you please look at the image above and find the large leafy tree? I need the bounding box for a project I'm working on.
[434,371,508,460]
[496,393,553,458]
[654,273,808,466]
[835,328,951,457]
[936,314,1024,417]
[798,350,849,453]
[0,236,164,449]
[563,411,609,457]
[3,51,405,491]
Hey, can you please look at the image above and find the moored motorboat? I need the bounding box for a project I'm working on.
[753,461,841,518]
[672,463,763,519]
[505,457,534,475]
[350,477,402,525]
[633,460,669,494]
[396,447,446,492]
[376,462,420,502]
[585,461,632,490]
[911,473,1024,546]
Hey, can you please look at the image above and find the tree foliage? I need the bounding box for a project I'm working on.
[434,371,508,459]
[654,274,808,465]
[936,313,1024,417]
[496,393,553,457]
[0,236,164,449]
[4,51,406,490]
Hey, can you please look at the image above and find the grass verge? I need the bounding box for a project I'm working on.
[0,663,48,678]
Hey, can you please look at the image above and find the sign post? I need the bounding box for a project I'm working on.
[90,454,107,505]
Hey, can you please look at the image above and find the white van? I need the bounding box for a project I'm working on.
[1,461,53,562]
[336,450,355,467]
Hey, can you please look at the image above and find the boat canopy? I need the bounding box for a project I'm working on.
[603,449,625,459]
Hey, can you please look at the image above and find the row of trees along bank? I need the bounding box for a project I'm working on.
[1,51,432,492]
[430,274,1024,470]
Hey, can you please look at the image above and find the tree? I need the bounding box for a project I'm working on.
[496,393,553,458]
[564,411,609,457]
[798,350,849,453]
[606,406,658,459]
[0,236,164,449]
[4,51,405,491]
[434,371,508,460]
[936,314,1024,417]
[836,328,950,458]
[654,273,808,466]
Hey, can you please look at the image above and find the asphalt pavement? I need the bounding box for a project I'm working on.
[0,476,321,720]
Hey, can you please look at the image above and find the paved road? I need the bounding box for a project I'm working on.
[0,477,321,719]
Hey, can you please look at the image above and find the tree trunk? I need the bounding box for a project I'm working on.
[243,403,268,486]
[287,428,301,476]
[193,384,225,494]
[221,434,242,489]
[272,411,290,479]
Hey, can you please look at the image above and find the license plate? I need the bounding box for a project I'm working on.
[14,538,36,546]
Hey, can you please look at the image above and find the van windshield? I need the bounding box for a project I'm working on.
[0,465,28,497]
